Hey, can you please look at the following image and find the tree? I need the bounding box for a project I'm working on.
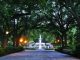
[42,0,75,47]
[0,0,40,47]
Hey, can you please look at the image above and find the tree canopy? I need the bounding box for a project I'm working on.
[0,0,80,48]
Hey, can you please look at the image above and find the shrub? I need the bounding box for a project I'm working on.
[55,47,71,54]
[26,48,36,50]
[0,48,6,56]
[73,44,80,58]
[15,46,24,52]
[55,47,63,52]
[0,46,24,57]
[5,47,16,54]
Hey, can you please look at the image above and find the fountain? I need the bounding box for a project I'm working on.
[27,34,53,50]
[38,34,43,49]
[32,34,46,50]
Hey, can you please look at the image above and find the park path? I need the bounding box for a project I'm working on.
[0,50,79,60]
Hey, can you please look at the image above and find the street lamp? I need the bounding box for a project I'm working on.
[19,38,23,43]
[24,40,27,44]
[6,31,9,35]
[57,39,60,42]
[19,36,28,46]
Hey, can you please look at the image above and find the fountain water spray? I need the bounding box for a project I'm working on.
[38,34,42,49]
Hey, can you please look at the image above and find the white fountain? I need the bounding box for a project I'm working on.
[34,34,46,50]
[27,34,53,50]
[38,34,43,49]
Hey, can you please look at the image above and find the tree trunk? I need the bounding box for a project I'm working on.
[61,35,65,48]
[15,36,21,47]
[60,32,67,48]
[1,35,8,48]
[64,33,67,47]
[13,39,16,47]
[13,35,21,47]
[1,39,8,48]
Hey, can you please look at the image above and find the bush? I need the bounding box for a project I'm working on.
[72,45,80,58]
[55,45,80,58]
[5,47,16,54]
[26,48,36,50]
[15,46,24,52]
[55,47,71,54]
[0,48,6,56]
[0,46,24,57]
[45,48,53,50]
[55,47,63,52]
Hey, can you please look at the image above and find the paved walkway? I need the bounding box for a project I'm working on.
[0,50,79,60]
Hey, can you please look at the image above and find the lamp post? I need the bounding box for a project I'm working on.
[12,19,18,47]
[3,31,9,48]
